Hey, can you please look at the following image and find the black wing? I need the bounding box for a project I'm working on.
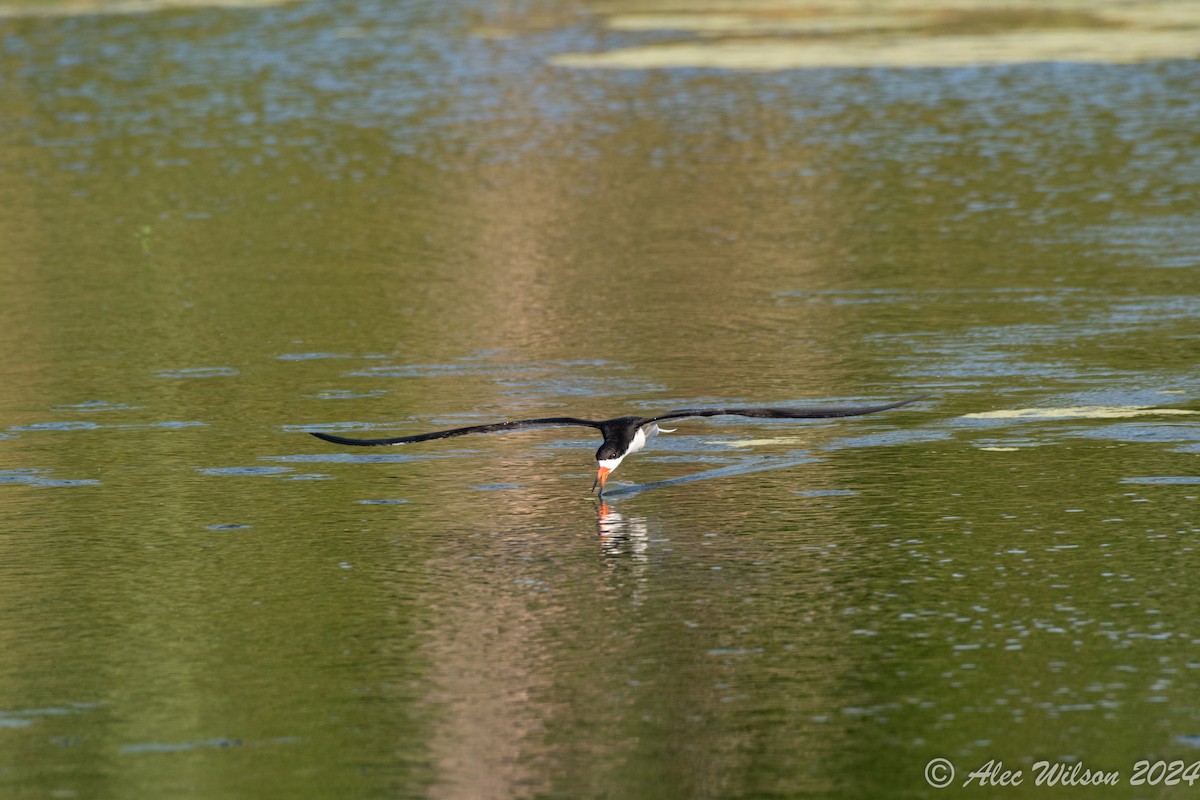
[645,395,929,426]
[309,416,602,447]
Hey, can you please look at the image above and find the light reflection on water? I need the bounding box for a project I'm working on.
[0,0,1198,797]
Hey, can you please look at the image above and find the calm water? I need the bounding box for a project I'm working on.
[2,2,1199,798]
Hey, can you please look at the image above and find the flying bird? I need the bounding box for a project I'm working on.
[309,395,927,495]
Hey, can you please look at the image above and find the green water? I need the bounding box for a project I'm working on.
[1,2,1198,798]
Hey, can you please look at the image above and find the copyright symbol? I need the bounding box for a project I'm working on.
[925,758,955,788]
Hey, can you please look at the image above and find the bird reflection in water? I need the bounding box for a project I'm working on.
[596,501,652,605]
[596,501,649,560]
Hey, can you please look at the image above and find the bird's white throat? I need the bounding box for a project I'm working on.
[598,456,624,472]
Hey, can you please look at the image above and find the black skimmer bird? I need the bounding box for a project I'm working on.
[309,395,927,495]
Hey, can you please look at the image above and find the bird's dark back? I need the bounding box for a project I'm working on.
[596,416,647,459]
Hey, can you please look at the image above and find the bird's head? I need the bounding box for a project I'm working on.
[593,442,625,494]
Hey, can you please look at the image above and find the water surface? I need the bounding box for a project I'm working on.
[1,1,1198,798]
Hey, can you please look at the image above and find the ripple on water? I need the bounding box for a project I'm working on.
[197,466,293,477]
[8,420,206,433]
[0,703,99,728]
[119,736,300,755]
[279,422,394,433]
[8,421,100,431]
[52,400,138,412]
[972,437,1042,450]
[137,421,207,430]
[1071,423,1200,447]
[0,469,99,488]
[155,367,239,378]
[276,352,390,361]
[348,362,531,378]
[197,465,331,481]
[304,389,391,400]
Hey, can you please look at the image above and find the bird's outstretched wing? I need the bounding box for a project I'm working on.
[644,395,929,426]
[309,416,602,447]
